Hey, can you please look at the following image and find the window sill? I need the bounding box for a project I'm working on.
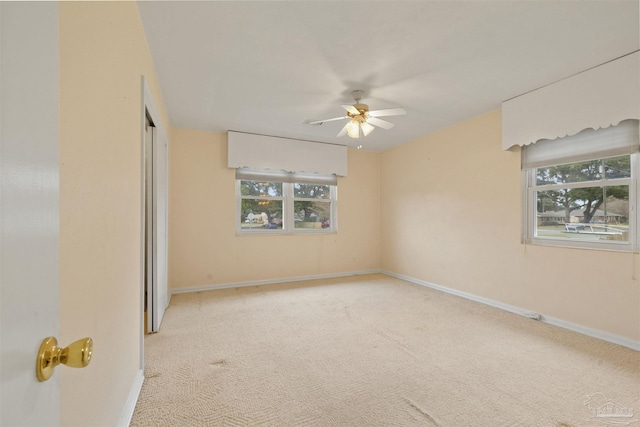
[237,229,337,237]
[526,237,634,253]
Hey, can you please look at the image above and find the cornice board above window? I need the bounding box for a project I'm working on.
[502,51,639,151]
[227,131,348,176]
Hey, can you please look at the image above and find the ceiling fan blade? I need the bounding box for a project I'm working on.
[341,104,360,115]
[367,117,395,129]
[337,122,350,137]
[368,107,407,117]
[305,116,347,125]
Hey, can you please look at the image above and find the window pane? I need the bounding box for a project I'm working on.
[293,183,330,199]
[240,199,283,230]
[536,186,629,242]
[536,159,602,186]
[240,180,282,197]
[604,155,631,179]
[294,200,331,229]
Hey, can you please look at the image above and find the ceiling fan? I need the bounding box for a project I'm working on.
[306,90,406,139]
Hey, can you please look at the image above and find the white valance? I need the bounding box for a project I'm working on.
[228,131,348,176]
[502,51,639,150]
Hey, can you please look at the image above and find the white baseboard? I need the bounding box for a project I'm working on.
[170,269,639,351]
[382,270,640,352]
[118,369,144,427]
[171,269,382,295]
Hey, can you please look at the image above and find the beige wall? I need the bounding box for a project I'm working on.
[59,2,170,425]
[381,109,640,342]
[169,128,381,290]
[169,114,639,343]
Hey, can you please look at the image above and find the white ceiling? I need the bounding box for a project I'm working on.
[137,1,639,152]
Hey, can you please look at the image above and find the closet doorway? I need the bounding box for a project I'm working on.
[143,80,169,335]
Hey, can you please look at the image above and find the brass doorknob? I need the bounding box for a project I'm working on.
[36,336,93,382]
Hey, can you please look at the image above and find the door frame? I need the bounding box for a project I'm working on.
[140,77,170,365]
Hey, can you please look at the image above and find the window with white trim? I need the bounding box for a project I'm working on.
[522,119,639,251]
[236,169,337,234]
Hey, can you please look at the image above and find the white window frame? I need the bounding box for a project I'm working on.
[522,153,638,252]
[236,171,338,236]
[521,120,639,252]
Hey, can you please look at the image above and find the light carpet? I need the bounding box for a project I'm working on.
[131,274,639,426]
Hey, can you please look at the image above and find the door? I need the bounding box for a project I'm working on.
[0,2,61,424]
[144,110,168,333]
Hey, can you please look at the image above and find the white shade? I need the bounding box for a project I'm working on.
[522,119,639,170]
[361,122,375,136]
[347,121,360,138]
[503,51,639,150]
[228,131,348,176]
[236,168,338,185]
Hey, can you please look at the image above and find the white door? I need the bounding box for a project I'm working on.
[0,2,61,425]
[153,123,169,331]
[145,112,168,333]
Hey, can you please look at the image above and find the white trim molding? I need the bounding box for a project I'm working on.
[118,369,145,427]
[171,270,381,295]
[171,269,639,351]
[382,270,640,352]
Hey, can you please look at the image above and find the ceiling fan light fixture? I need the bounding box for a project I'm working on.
[361,121,375,136]
[347,121,360,138]
[306,89,407,139]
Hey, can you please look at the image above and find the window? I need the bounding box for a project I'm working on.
[293,183,332,230]
[239,180,284,230]
[522,120,639,251]
[237,169,337,234]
